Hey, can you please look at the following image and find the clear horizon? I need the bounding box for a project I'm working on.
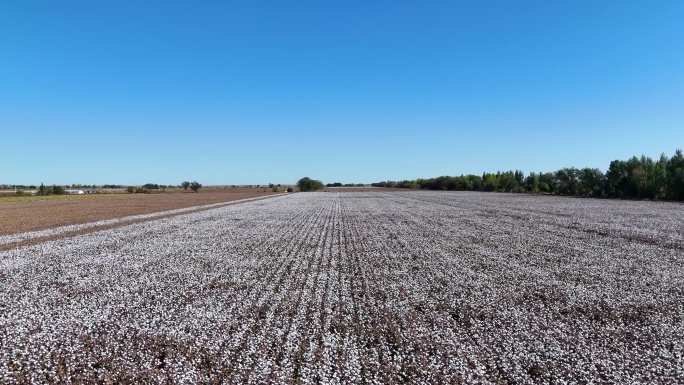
[2,1,683,185]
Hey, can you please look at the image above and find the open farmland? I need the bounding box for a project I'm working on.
[0,191,683,383]
[0,188,277,237]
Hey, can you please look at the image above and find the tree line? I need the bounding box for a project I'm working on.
[326,182,365,187]
[372,149,684,201]
[35,183,65,196]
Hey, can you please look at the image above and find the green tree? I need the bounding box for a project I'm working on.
[525,172,540,193]
[539,173,555,193]
[190,181,202,193]
[554,168,579,195]
[37,183,48,196]
[578,168,604,197]
[297,177,324,192]
[499,171,517,192]
[370,148,684,201]
[483,174,499,192]
[51,185,65,195]
[182,181,190,190]
[667,149,684,200]
[605,160,628,198]
[652,154,669,199]
[514,170,525,185]
[631,166,650,198]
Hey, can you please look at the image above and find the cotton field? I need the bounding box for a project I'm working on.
[0,191,682,384]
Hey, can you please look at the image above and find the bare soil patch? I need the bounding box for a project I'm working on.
[0,188,278,236]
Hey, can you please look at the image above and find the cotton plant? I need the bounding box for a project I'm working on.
[0,191,682,383]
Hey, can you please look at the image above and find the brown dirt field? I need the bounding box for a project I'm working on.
[0,188,279,237]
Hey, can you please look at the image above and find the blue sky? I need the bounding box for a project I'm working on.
[2,1,683,185]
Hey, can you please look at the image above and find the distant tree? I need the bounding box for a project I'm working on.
[605,160,628,198]
[667,149,684,200]
[652,154,669,199]
[525,172,540,193]
[630,165,651,199]
[578,168,604,197]
[555,168,579,195]
[190,181,202,193]
[182,181,190,190]
[127,186,135,194]
[51,185,65,195]
[297,177,324,192]
[37,183,48,196]
[622,156,646,198]
[514,170,525,186]
[539,173,555,193]
[466,174,483,191]
[142,183,159,190]
[483,174,499,192]
[369,148,684,201]
[396,180,418,189]
[499,171,517,192]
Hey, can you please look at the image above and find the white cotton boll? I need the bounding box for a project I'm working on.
[0,191,681,382]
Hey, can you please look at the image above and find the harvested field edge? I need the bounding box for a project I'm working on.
[0,194,285,251]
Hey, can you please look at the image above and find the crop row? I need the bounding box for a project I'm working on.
[0,191,682,383]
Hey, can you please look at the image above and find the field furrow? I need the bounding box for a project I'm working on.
[1,191,682,384]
